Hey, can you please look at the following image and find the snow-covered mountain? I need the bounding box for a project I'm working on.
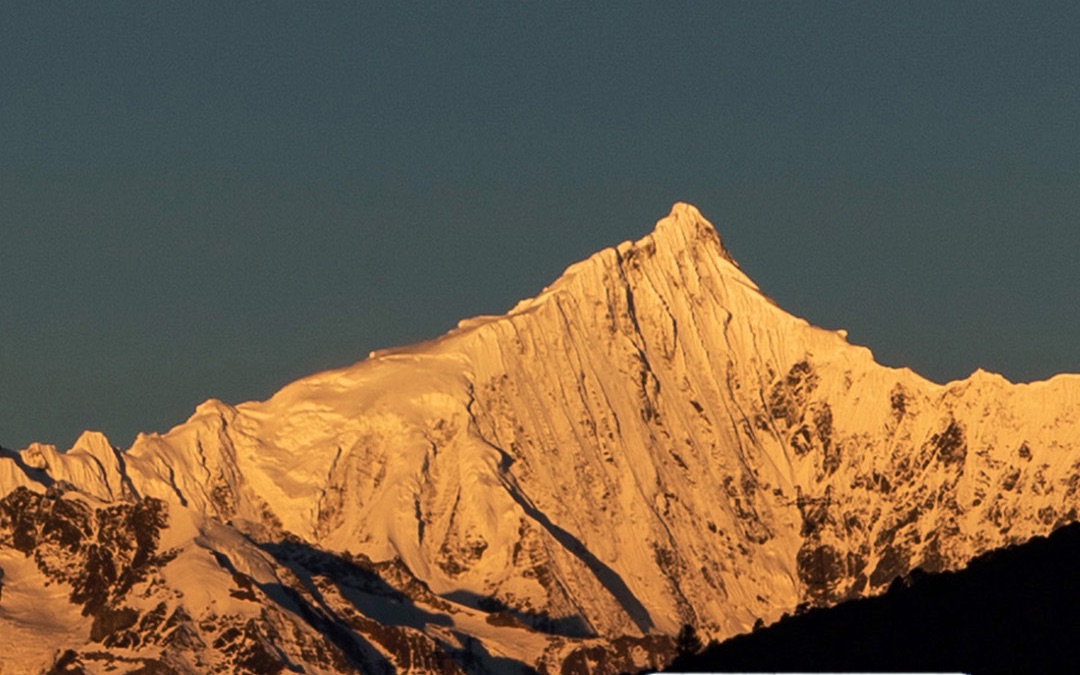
[3,203,1079,673]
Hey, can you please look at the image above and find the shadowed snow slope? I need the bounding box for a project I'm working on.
[2,203,1079,673]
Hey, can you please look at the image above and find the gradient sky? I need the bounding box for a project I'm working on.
[2,2,1078,451]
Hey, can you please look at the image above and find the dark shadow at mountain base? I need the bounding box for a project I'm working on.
[264,581,391,674]
[258,539,674,672]
[665,520,1080,674]
[255,538,508,673]
[443,589,593,638]
[260,539,452,629]
[209,546,382,672]
[449,630,541,675]
[256,539,643,673]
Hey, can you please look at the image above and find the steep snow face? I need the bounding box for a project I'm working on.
[2,202,1080,672]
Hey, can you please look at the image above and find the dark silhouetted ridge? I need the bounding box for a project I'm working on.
[667,521,1080,674]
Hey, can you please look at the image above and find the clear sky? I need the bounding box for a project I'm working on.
[2,2,1078,451]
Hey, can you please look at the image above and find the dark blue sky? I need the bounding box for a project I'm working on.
[2,2,1078,451]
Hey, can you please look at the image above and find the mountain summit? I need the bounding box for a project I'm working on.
[2,204,1079,673]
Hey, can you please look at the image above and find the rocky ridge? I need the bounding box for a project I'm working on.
[2,203,1078,673]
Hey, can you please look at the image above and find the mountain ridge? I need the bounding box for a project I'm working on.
[2,203,1079,673]
[667,518,1080,673]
